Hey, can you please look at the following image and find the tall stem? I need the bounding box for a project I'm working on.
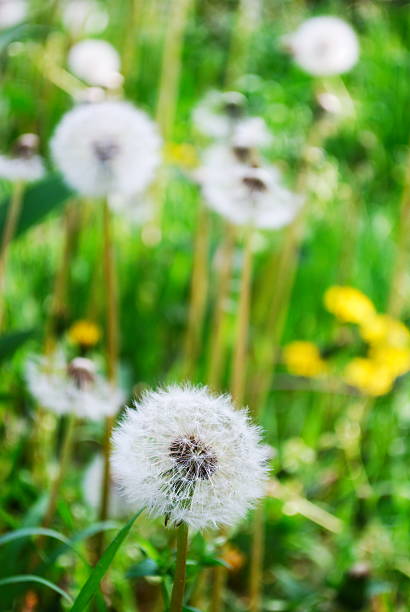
[155,0,192,142]
[207,223,235,391]
[0,180,25,329]
[182,203,210,379]
[230,227,253,405]
[169,522,189,612]
[122,0,143,80]
[225,0,261,87]
[248,503,264,612]
[388,157,410,317]
[42,412,76,530]
[97,202,119,556]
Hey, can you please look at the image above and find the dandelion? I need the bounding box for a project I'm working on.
[0,0,27,29]
[67,319,101,351]
[61,0,108,36]
[232,117,272,150]
[344,357,394,397]
[111,385,269,530]
[324,286,375,325]
[197,145,301,229]
[51,101,161,197]
[0,134,44,183]
[68,39,122,89]
[83,454,131,518]
[26,352,125,420]
[369,345,410,379]
[193,90,246,139]
[359,314,410,348]
[284,16,359,77]
[283,341,327,378]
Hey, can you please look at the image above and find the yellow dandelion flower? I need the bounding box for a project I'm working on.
[68,320,101,348]
[370,345,410,378]
[344,357,394,397]
[283,341,327,378]
[164,142,198,169]
[324,286,375,324]
[360,314,410,348]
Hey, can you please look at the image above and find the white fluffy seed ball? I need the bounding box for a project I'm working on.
[111,385,270,530]
[51,101,162,197]
[285,16,359,77]
[68,39,121,88]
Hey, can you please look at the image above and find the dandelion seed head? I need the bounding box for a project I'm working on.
[68,39,122,88]
[111,385,269,530]
[62,0,108,35]
[26,352,125,420]
[0,0,26,29]
[0,134,44,182]
[284,16,359,77]
[197,145,301,229]
[193,90,246,139]
[51,101,161,197]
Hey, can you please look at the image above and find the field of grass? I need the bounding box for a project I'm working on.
[0,1,409,611]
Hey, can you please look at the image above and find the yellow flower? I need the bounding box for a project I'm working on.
[68,320,101,348]
[283,341,327,378]
[360,314,410,348]
[344,357,394,397]
[324,286,375,324]
[164,143,198,169]
[222,545,246,572]
[370,345,410,378]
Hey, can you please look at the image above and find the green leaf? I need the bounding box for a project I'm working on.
[0,174,74,240]
[70,510,143,611]
[0,574,73,603]
[126,558,159,578]
[0,329,35,362]
[0,527,70,547]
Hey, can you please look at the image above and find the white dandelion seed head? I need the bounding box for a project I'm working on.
[284,16,359,77]
[197,145,301,229]
[68,39,122,89]
[232,117,272,150]
[192,90,246,140]
[25,352,125,420]
[111,385,269,531]
[83,454,132,519]
[50,101,162,197]
[0,0,26,29]
[62,0,108,36]
[0,134,45,182]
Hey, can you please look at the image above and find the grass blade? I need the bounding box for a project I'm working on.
[0,574,73,603]
[70,510,142,611]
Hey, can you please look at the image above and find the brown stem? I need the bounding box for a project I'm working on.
[182,203,210,379]
[248,503,265,612]
[96,202,119,557]
[169,522,189,612]
[207,223,235,391]
[230,227,253,405]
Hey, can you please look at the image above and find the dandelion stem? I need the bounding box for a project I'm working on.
[0,180,25,330]
[97,201,119,556]
[169,522,189,612]
[42,412,76,530]
[230,226,253,405]
[388,157,410,317]
[248,502,265,612]
[207,223,235,391]
[122,0,143,79]
[225,0,261,86]
[182,202,210,379]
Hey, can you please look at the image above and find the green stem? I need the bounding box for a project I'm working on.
[42,412,76,529]
[169,522,189,612]
[0,180,25,329]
